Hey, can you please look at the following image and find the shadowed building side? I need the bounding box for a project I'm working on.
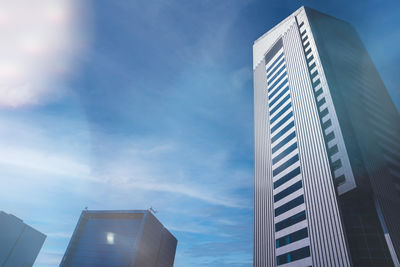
[305,8,400,266]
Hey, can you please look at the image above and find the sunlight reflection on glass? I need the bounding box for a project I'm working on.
[106,232,115,245]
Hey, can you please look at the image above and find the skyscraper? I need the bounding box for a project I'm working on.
[0,211,46,267]
[253,6,400,267]
[60,210,177,267]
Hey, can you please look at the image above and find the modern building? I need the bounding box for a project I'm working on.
[0,211,46,267]
[253,6,400,267]
[60,210,177,267]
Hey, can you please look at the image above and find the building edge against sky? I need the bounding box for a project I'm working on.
[254,6,400,267]
[60,210,177,267]
[0,211,46,267]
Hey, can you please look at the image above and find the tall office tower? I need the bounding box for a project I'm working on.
[0,211,46,267]
[60,210,177,267]
[253,6,400,267]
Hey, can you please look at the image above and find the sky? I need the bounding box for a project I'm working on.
[0,0,399,266]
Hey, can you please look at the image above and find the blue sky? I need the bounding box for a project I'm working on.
[0,0,399,266]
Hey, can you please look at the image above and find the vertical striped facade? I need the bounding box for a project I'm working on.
[254,6,400,267]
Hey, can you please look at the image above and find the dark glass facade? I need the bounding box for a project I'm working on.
[60,210,177,267]
[305,7,400,266]
[340,192,394,266]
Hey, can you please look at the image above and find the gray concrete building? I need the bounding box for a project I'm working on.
[60,210,177,267]
[0,211,46,267]
[253,6,400,267]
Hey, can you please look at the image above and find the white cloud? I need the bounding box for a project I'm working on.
[35,250,64,265]
[216,218,237,226]
[88,134,252,209]
[0,144,90,178]
[0,112,95,210]
[0,0,92,108]
[0,113,92,180]
[46,232,71,239]
[167,224,215,234]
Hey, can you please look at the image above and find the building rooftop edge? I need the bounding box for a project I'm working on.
[82,209,149,214]
[80,209,177,238]
[254,5,352,46]
[254,6,305,45]
[1,211,23,222]
[1,210,47,237]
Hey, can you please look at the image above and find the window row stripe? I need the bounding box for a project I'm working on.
[272,121,295,143]
[269,79,288,99]
[334,175,346,185]
[269,86,289,107]
[274,167,301,189]
[320,108,329,117]
[310,70,318,80]
[267,64,286,85]
[272,131,296,154]
[313,78,321,87]
[275,195,304,217]
[276,246,310,265]
[315,87,323,98]
[331,159,342,171]
[271,111,293,134]
[273,154,299,176]
[267,58,285,78]
[328,145,339,157]
[268,71,287,91]
[274,180,302,202]
[270,102,292,125]
[326,131,335,142]
[275,210,306,232]
[276,227,308,248]
[322,119,332,130]
[273,142,297,165]
[270,93,290,116]
[317,97,326,107]
[266,53,284,73]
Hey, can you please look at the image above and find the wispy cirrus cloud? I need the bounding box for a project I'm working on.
[46,232,71,239]
[0,112,91,179]
[87,131,252,209]
[35,249,64,266]
[115,180,249,209]
[0,145,90,178]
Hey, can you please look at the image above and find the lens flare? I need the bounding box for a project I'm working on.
[0,0,92,108]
